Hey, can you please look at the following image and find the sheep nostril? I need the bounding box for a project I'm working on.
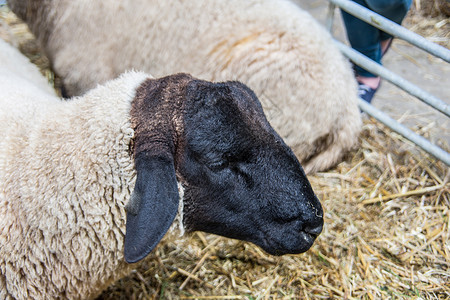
[303,223,323,238]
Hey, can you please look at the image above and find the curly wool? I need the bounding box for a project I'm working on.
[7,0,362,173]
[0,45,151,298]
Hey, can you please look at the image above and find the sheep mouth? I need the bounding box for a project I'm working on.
[256,229,319,256]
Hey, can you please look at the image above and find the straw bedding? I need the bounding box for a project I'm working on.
[406,0,450,48]
[1,2,448,299]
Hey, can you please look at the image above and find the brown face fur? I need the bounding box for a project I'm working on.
[125,74,323,263]
[130,73,190,160]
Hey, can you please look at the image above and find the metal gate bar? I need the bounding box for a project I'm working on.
[335,40,449,117]
[359,99,450,166]
[338,41,450,165]
[327,0,450,63]
[326,0,450,166]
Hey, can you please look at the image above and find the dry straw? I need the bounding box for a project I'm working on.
[1,3,448,299]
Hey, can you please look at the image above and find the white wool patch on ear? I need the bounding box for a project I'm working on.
[169,182,185,236]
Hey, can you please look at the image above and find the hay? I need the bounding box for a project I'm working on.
[1,4,449,300]
[407,0,450,48]
[412,0,450,17]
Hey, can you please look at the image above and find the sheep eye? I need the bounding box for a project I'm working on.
[208,160,229,171]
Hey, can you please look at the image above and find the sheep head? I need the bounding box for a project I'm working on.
[125,73,323,263]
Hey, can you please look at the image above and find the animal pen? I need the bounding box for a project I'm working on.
[326,0,450,167]
[0,0,449,299]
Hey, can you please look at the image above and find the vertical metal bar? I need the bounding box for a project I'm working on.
[326,3,337,32]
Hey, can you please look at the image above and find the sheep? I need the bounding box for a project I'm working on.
[0,39,324,299]
[6,0,362,174]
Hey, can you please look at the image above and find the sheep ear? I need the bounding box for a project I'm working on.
[124,153,179,263]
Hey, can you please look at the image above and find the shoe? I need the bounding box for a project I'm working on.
[357,82,378,104]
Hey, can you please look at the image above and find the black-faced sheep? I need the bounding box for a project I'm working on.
[6,0,362,174]
[0,39,323,299]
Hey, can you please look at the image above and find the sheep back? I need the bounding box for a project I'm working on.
[8,0,362,173]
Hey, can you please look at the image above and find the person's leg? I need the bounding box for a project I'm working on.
[341,0,381,79]
[342,0,412,71]
[365,0,412,23]
[366,0,413,45]
[342,0,412,103]
[342,0,381,103]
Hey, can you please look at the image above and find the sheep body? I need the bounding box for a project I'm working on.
[0,40,147,299]
[0,78,146,299]
[0,39,56,98]
[0,39,324,299]
[7,0,362,173]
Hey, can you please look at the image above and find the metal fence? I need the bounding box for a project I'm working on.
[326,0,450,166]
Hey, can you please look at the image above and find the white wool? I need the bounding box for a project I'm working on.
[0,40,156,299]
[170,183,185,237]
[8,0,362,173]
